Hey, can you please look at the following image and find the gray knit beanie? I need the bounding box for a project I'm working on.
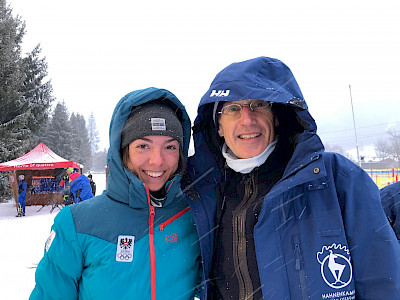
[121,100,183,150]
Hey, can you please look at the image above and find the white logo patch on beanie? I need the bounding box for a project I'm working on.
[151,118,166,131]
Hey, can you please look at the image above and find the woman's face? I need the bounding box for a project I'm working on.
[126,135,180,192]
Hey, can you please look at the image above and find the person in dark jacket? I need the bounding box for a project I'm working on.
[185,57,400,299]
[60,167,74,205]
[59,167,73,188]
[30,88,200,299]
[16,174,27,217]
[87,174,96,196]
[380,181,400,240]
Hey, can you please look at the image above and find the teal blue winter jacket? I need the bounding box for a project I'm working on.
[30,88,200,300]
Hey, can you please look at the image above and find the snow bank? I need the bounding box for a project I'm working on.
[0,173,106,299]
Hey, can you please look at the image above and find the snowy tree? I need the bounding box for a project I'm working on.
[375,138,391,160]
[0,1,53,199]
[40,105,93,170]
[92,148,108,172]
[0,0,27,161]
[87,112,100,169]
[375,128,400,167]
[70,113,91,170]
[20,45,54,149]
[87,112,100,170]
[88,112,100,154]
[42,101,74,160]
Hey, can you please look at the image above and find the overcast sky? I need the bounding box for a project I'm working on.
[7,0,400,160]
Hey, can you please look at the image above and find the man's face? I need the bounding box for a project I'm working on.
[218,99,277,159]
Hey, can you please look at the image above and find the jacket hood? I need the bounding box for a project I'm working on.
[189,57,324,188]
[106,87,191,207]
[196,56,316,135]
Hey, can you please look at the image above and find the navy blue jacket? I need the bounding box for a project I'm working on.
[381,181,400,240]
[186,57,400,299]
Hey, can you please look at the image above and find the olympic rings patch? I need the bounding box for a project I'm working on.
[116,235,135,262]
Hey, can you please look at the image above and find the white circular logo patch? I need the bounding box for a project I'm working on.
[317,243,353,289]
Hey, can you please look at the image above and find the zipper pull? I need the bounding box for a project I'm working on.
[149,206,155,234]
[294,243,301,270]
[293,235,302,271]
[159,224,164,232]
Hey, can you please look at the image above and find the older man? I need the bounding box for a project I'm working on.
[186,57,400,299]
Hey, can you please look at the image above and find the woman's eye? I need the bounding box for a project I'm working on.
[137,144,148,149]
[166,145,177,150]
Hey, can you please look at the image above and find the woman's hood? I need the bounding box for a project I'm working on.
[106,87,191,207]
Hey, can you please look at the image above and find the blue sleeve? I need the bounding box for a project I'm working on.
[70,181,80,199]
[380,184,400,239]
[30,207,83,299]
[335,162,400,298]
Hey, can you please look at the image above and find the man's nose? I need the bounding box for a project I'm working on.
[239,106,256,124]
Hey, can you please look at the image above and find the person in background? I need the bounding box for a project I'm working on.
[30,87,200,299]
[68,172,93,203]
[380,181,400,241]
[87,174,96,196]
[185,56,400,299]
[16,174,27,217]
[59,167,73,188]
[60,167,74,205]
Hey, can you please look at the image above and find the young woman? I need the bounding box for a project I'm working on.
[30,88,200,300]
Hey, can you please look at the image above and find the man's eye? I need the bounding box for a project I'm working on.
[253,102,265,108]
[137,144,148,149]
[166,145,177,150]
[227,105,240,112]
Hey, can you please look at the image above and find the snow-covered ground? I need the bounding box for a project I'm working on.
[0,173,106,299]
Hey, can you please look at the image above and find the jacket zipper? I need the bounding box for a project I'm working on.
[293,235,308,300]
[145,184,157,300]
[232,172,258,300]
[159,206,190,232]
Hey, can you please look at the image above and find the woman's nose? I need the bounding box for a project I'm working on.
[148,149,163,165]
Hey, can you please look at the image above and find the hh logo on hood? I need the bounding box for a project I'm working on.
[316,243,353,289]
[210,90,230,97]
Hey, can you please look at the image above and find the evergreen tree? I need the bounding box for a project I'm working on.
[0,0,27,161]
[88,112,100,168]
[88,112,100,153]
[0,2,53,199]
[70,113,91,170]
[21,44,54,149]
[42,101,74,160]
[92,148,108,172]
[69,112,80,160]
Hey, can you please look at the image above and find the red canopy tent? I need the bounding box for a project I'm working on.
[0,143,82,207]
[0,142,81,171]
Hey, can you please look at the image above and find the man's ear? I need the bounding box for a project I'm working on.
[274,115,279,127]
[218,126,224,137]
